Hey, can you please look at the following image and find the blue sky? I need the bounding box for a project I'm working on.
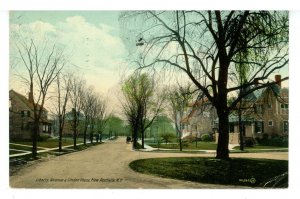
[9,11,128,109]
[10,11,120,32]
[9,10,290,111]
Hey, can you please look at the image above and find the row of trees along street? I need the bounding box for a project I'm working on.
[54,74,109,150]
[120,11,289,159]
[11,36,110,158]
[10,11,289,160]
[121,72,164,149]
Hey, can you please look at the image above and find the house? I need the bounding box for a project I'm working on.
[181,97,218,139]
[51,109,85,137]
[181,75,288,144]
[9,89,52,140]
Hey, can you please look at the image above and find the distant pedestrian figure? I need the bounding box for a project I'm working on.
[126,136,132,143]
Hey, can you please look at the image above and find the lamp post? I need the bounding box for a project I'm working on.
[156,125,159,150]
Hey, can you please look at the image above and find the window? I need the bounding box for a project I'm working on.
[280,103,288,115]
[255,105,263,114]
[229,123,234,133]
[21,110,30,117]
[268,120,273,126]
[255,121,264,134]
[283,121,288,133]
[43,125,49,132]
[42,111,48,118]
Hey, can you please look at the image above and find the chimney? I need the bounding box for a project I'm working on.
[275,75,281,88]
[28,91,34,103]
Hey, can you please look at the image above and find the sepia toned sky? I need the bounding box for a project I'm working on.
[9,10,290,114]
[9,11,129,113]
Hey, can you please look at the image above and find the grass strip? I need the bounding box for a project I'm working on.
[129,157,288,187]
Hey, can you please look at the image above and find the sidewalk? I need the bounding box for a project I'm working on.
[136,141,287,153]
[137,141,216,153]
[9,137,113,158]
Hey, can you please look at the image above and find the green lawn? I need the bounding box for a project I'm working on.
[147,142,287,152]
[129,157,288,187]
[233,145,288,150]
[9,149,28,155]
[9,144,44,152]
[147,141,217,150]
[10,138,83,148]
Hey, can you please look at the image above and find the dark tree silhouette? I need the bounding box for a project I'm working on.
[121,72,164,149]
[120,11,289,159]
[14,39,65,158]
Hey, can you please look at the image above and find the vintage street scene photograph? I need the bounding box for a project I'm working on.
[9,10,289,189]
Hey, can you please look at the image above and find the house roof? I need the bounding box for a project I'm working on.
[181,83,288,124]
[9,89,47,112]
[65,110,85,121]
[214,114,254,123]
[181,97,211,124]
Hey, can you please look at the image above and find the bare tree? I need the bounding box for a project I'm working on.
[68,76,85,149]
[95,97,109,143]
[120,11,288,159]
[166,83,194,151]
[13,38,65,158]
[88,94,99,144]
[54,72,72,152]
[81,86,94,145]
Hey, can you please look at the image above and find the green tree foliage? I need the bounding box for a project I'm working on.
[106,115,128,136]
[121,72,164,148]
[120,11,289,159]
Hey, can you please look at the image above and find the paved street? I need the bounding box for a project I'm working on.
[10,137,288,189]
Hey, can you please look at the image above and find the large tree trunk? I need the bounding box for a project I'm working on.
[141,128,145,149]
[140,115,145,149]
[32,121,39,159]
[58,115,63,152]
[73,129,77,149]
[178,126,183,151]
[83,121,88,145]
[238,109,244,151]
[216,111,230,159]
[132,124,138,149]
[179,137,182,151]
[90,129,93,144]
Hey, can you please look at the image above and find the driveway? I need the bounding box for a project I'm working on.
[10,137,288,189]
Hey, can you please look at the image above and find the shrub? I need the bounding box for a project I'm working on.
[262,133,269,140]
[182,135,195,143]
[38,133,51,141]
[244,139,254,147]
[201,133,213,142]
[257,136,288,147]
[181,140,189,147]
[134,142,143,149]
[161,133,176,144]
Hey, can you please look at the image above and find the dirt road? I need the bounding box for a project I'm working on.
[10,137,288,189]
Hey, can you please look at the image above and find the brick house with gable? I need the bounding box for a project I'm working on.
[181,75,288,144]
[181,98,218,139]
[9,89,52,139]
